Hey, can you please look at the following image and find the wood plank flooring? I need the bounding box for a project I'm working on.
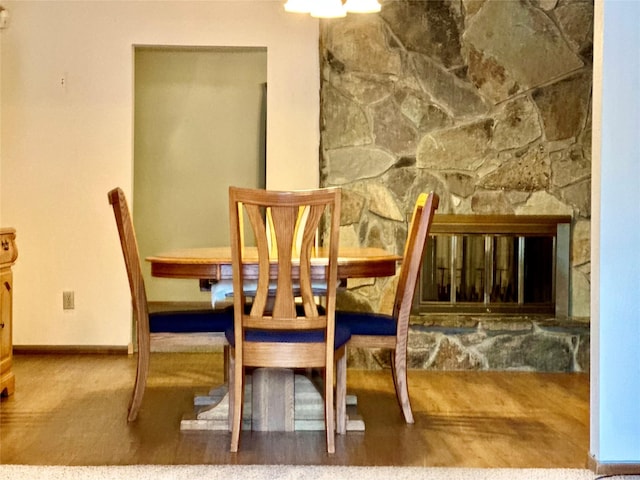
[0,352,589,467]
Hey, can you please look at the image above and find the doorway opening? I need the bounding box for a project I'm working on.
[133,46,267,303]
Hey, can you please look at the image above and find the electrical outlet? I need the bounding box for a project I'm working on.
[63,291,75,310]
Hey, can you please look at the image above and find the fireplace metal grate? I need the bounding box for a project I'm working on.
[416,215,571,316]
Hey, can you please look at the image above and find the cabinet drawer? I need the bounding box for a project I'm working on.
[0,229,17,266]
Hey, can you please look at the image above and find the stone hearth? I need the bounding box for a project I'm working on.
[348,314,589,373]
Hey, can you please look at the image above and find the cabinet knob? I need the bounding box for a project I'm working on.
[1,240,8,250]
[0,322,4,328]
[4,281,9,291]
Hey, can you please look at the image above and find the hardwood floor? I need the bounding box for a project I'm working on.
[0,352,589,467]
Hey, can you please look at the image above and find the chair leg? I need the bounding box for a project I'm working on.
[324,364,336,454]
[229,347,244,452]
[223,344,229,383]
[391,347,414,424]
[335,348,347,435]
[127,333,150,422]
[227,348,234,433]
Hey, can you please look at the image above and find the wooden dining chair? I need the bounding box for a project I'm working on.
[108,187,233,422]
[226,186,348,453]
[336,192,439,424]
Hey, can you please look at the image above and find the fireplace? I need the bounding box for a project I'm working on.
[417,215,572,316]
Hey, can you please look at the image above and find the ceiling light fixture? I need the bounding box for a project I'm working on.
[311,0,347,18]
[344,0,381,13]
[284,0,312,13]
[284,0,381,18]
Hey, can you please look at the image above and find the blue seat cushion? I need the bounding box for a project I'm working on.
[335,310,397,337]
[225,324,351,350]
[149,308,233,333]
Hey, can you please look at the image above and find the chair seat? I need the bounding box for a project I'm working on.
[225,324,351,350]
[149,308,233,334]
[336,311,397,337]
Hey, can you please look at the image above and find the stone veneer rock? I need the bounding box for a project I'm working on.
[347,315,590,373]
[319,0,593,371]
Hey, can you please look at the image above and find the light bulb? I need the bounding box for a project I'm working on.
[310,0,347,18]
[343,0,381,13]
[284,0,312,13]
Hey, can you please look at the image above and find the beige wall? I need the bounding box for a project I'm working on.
[0,1,320,346]
[0,9,3,212]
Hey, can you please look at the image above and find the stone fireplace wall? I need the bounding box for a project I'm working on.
[319,0,592,371]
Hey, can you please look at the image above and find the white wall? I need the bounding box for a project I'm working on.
[590,0,640,466]
[0,1,319,346]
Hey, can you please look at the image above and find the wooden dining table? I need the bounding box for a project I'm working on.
[146,246,401,433]
[147,246,400,282]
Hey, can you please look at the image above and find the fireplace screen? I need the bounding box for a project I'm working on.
[417,215,570,315]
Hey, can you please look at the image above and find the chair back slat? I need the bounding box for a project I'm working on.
[297,203,325,316]
[270,204,299,318]
[243,203,272,316]
[393,193,440,324]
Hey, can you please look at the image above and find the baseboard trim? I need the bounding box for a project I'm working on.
[14,345,128,355]
[588,454,640,475]
[14,333,227,355]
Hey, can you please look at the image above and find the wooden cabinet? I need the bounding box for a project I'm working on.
[1,228,17,397]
